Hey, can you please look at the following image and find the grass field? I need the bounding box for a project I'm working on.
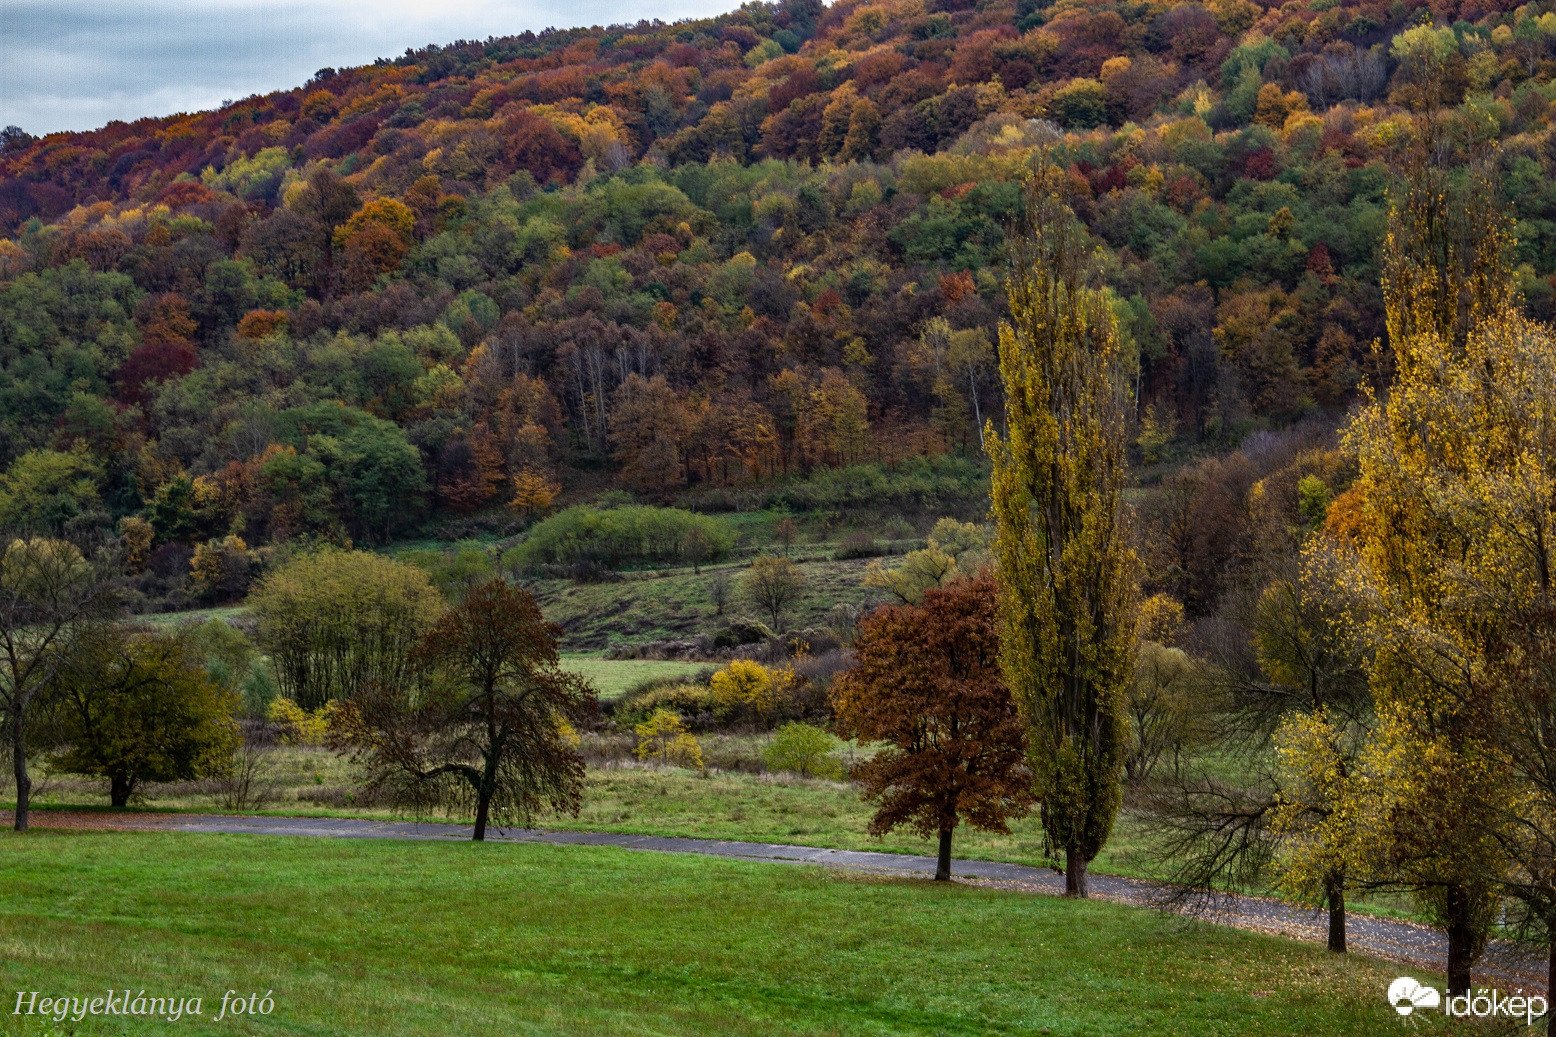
[558,654,714,699]
[0,831,1459,1036]
[23,750,1430,922]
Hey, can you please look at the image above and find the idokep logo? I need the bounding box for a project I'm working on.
[1388,977,1440,1017]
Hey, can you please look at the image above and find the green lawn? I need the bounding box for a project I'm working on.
[559,654,714,699]
[0,831,1457,1036]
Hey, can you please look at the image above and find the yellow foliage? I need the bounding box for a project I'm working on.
[268,697,336,746]
[633,708,704,769]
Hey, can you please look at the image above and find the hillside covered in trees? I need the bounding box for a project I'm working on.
[3,0,1555,605]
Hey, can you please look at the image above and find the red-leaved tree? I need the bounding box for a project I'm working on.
[831,574,1033,880]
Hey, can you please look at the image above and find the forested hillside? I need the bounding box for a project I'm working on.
[2,0,1553,607]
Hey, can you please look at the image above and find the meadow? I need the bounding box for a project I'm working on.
[0,831,1464,1036]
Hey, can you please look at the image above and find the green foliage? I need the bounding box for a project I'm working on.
[249,549,444,709]
[509,505,733,570]
[50,625,241,805]
[0,446,102,532]
[988,170,1140,893]
[762,722,842,778]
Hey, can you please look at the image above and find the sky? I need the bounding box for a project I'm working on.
[0,0,742,136]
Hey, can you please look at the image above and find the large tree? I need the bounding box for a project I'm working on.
[986,166,1140,897]
[831,575,1032,881]
[250,549,443,710]
[333,579,593,841]
[0,537,116,830]
[1332,137,1526,993]
[51,624,239,806]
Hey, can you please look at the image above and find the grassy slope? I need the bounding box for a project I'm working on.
[558,655,713,699]
[0,831,1455,1036]
[533,556,878,650]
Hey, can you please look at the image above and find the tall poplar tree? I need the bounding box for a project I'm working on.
[1334,133,1525,994]
[986,166,1140,897]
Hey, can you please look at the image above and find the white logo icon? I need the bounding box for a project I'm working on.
[1388,977,1441,1017]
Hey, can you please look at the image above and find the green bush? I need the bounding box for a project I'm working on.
[680,456,990,515]
[763,722,843,778]
[613,682,718,728]
[506,506,734,570]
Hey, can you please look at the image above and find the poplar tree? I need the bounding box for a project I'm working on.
[986,166,1140,897]
[1334,134,1525,994]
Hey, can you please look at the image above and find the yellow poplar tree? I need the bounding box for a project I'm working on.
[987,165,1140,897]
[1335,138,1529,994]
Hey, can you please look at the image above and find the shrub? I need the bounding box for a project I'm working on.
[268,697,336,746]
[763,722,843,778]
[613,682,717,729]
[710,659,807,728]
[250,549,443,709]
[711,619,773,649]
[833,531,880,560]
[634,708,705,769]
[507,505,734,570]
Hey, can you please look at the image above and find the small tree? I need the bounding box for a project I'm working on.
[51,625,239,806]
[743,555,805,631]
[764,722,841,778]
[681,526,712,574]
[831,575,1033,880]
[333,579,593,841]
[634,708,704,769]
[708,572,732,616]
[0,536,116,830]
[774,516,798,558]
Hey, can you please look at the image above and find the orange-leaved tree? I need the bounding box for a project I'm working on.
[831,574,1033,880]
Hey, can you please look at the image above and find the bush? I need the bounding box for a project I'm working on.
[612,682,718,729]
[710,659,812,728]
[250,549,443,709]
[711,619,773,649]
[506,505,734,571]
[763,722,843,778]
[833,531,881,560]
[268,698,336,746]
[634,708,705,769]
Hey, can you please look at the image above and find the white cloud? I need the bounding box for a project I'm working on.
[0,0,741,134]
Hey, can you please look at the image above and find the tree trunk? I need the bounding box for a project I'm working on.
[110,774,132,808]
[472,793,489,842]
[11,708,28,832]
[1444,883,1474,996]
[935,828,953,881]
[1324,872,1346,953]
[1065,846,1089,898]
[1548,932,1555,1005]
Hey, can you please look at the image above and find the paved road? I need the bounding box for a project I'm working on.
[25,811,1548,990]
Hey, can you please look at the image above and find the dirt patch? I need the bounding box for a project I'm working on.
[0,810,183,831]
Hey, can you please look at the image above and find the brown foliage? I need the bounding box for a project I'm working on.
[831,575,1032,874]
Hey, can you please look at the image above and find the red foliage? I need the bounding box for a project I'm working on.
[500,110,582,184]
[116,341,198,406]
[831,576,1033,857]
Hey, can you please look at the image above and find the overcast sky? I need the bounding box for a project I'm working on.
[1,0,742,136]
